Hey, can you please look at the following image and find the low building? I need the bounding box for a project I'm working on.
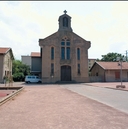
[21,52,41,77]
[0,47,14,83]
[89,61,128,82]
[30,52,41,77]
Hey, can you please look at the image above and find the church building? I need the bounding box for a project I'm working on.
[39,11,91,83]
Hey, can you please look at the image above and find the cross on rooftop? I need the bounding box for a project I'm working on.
[64,10,67,14]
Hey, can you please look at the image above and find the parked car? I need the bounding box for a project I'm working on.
[25,75,42,83]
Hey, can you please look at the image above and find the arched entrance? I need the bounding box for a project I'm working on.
[61,65,71,81]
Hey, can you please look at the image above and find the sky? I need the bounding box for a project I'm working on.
[0,1,128,60]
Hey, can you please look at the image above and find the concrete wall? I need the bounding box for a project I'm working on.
[22,56,31,69]
[31,57,41,74]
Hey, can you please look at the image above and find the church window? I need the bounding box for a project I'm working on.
[61,42,65,46]
[61,39,65,46]
[61,39,70,60]
[61,47,65,59]
[67,47,70,60]
[51,47,54,60]
[77,48,80,60]
[78,64,80,74]
[63,17,68,27]
[66,40,70,46]
[51,63,54,75]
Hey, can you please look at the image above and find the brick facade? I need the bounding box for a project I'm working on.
[39,11,91,83]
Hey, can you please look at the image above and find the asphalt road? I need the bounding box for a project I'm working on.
[61,84,128,114]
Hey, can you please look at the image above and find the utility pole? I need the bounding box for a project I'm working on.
[126,50,128,62]
[116,56,126,88]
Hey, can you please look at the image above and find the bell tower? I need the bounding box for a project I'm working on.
[58,10,73,32]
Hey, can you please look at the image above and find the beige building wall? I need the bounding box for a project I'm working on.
[0,55,4,82]
[105,70,128,82]
[90,63,104,76]
[40,31,90,83]
[0,50,13,83]
[3,51,13,76]
[90,63,105,82]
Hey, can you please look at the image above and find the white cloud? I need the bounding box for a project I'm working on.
[0,1,128,60]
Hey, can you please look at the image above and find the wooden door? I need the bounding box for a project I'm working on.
[61,65,71,81]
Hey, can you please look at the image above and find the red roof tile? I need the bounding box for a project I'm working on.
[97,62,128,70]
[31,52,40,57]
[0,47,10,54]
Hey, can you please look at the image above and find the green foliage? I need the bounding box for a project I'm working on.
[100,52,125,62]
[12,60,30,81]
[96,58,100,61]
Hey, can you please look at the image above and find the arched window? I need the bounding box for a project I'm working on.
[51,47,54,60]
[63,17,68,27]
[77,48,80,60]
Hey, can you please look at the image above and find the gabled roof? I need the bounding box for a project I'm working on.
[58,13,71,21]
[39,31,91,47]
[72,32,90,43]
[31,52,40,57]
[88,58,96,60]
[39,32,58,42]
[90,61,128,71]
[0,47,14,59]
[0,47,10,54]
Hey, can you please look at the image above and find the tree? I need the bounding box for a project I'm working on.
[12,60,30,82]
[99,52,125,62]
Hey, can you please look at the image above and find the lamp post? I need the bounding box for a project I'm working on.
[116,56,126,88]
[126,50,128,62]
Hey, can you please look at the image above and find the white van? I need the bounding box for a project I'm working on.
[25,75,42,83]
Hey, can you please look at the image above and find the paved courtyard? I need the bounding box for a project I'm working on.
[0,82,128,129]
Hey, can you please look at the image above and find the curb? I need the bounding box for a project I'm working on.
[0,87,24,106]
[104,87,128,92]
[83,83,128,92]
